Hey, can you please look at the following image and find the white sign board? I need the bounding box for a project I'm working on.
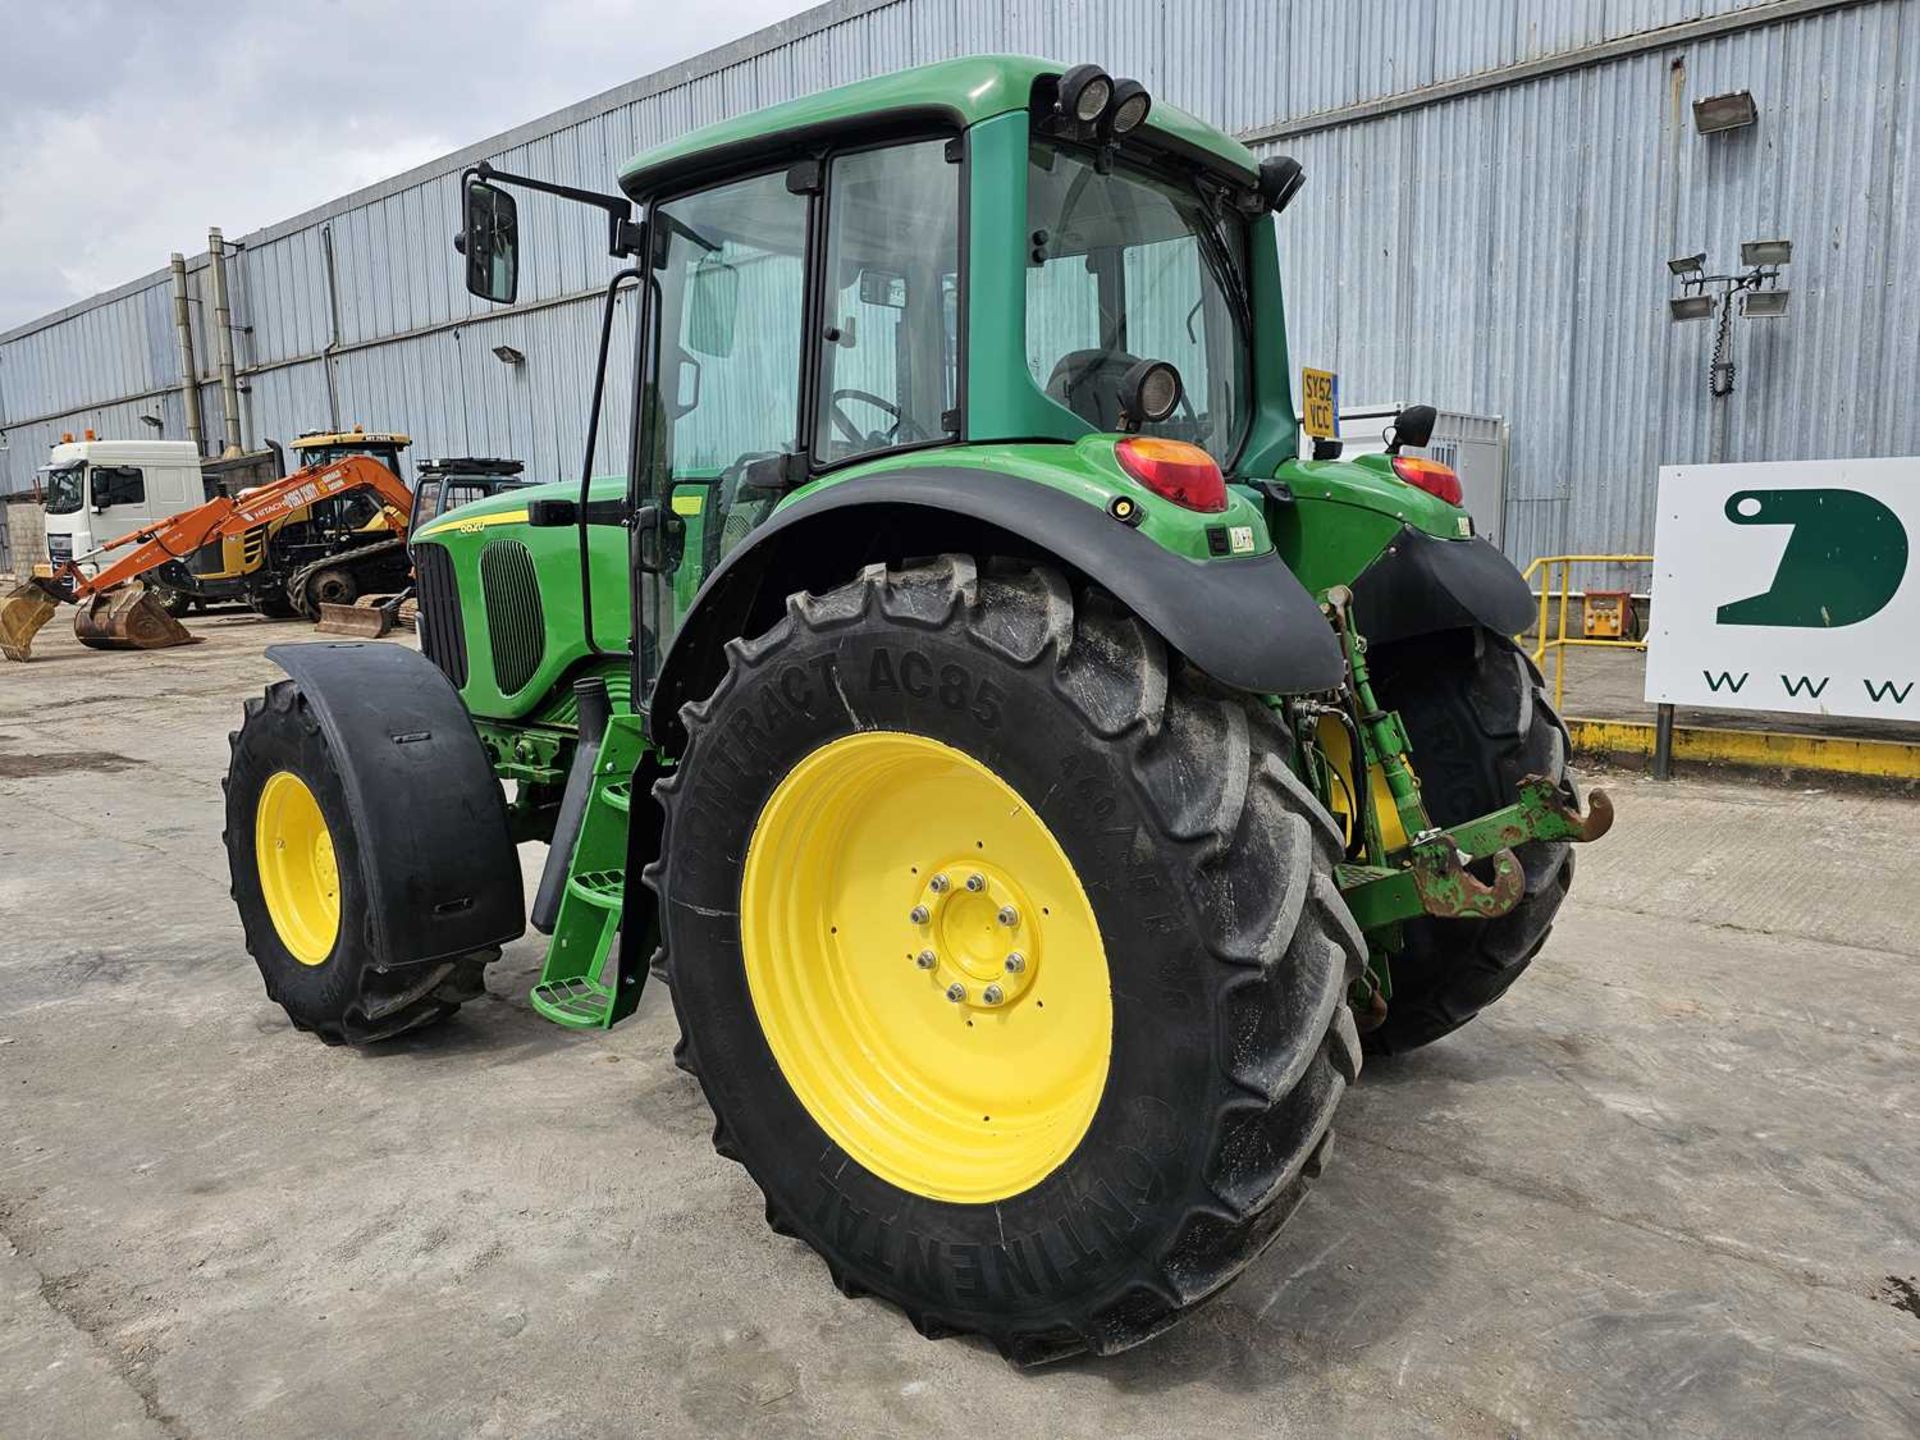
[1645,458,1917,722]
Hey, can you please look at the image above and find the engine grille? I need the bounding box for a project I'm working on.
[480,539,545,696]
[412,542,468,688]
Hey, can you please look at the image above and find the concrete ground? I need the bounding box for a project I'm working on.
[2,611,1916,1439]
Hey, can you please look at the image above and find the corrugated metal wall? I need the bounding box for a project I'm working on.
[3,0,1914,581]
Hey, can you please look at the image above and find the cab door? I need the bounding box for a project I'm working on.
[635,168,811,697]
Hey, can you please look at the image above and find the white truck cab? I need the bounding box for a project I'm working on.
[37,437,208,578]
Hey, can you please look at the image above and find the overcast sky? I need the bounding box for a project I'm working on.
[0,0,814,332]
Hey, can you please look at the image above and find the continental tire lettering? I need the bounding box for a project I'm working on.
[900,650,933,698]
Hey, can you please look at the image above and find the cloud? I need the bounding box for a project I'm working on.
[0,0,814,331]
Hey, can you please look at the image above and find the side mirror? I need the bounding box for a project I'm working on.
[1259,156,1306,216]
[458,179,519,304]
[686,256,739,358]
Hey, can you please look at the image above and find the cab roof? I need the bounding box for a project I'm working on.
[618,54,1259,198]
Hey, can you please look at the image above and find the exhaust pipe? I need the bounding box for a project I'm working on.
[169,254,204,453]
[208,228,244,457]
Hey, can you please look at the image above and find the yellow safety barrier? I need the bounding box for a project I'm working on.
[1519,554,1653,713]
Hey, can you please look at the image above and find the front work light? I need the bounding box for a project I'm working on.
[1058,64,1114,125]
[1106,78,1151,134]
[1669,295,1715,322]
[1116,437,1227,513]
[1391,455,1463,507]
[1740,239,1792,267]
[1742,289,1790,318]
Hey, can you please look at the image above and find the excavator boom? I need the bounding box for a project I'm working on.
[1,455,413,661]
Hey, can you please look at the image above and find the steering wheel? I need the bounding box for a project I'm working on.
[828,388,931,449]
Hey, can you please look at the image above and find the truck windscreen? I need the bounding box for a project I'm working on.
[44,464,85,516]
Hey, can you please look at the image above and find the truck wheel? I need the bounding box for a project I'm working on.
[653,557,1363,1362]
[223,680,494,1044]
[1363,627,1575,1055]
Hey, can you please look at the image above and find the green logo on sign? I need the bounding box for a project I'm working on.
[1716,488,1908,628]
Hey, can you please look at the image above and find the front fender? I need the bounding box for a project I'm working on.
[265,641,526,964]
[650,467,1344,750]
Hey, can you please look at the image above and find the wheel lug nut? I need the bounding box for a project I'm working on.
[965,873,986,892]
[996,905,1019,927]
[929,873,950,893]
[916,949,937,970]
[1004,952,1026,973]
[946,982,967,1003]
[909,905,930,925]
[982,984,1004,1005]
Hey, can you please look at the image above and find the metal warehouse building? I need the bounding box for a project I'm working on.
[2,0,1915,572]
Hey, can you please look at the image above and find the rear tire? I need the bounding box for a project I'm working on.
[653,557,1364,1361]
[1362,628,1575,1055]
[223,679,493,1044]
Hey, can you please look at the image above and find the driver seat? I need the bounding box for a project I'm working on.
[1045,348,1144,431]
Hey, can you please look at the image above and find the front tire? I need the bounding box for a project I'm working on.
[223,680,493,1044]
[654,558,1364,1362]
[1362,628,1575,1055]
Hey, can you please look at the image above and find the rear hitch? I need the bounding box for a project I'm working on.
[1336,777,1613,933]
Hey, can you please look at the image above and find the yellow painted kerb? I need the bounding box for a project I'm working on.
[740,731,1113,1204]
[1568,718,1920,781]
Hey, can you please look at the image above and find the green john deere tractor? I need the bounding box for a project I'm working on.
[223,56,1611,1362]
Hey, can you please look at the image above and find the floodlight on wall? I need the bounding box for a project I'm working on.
[139,413,164,429]
[1669,295,1716,322]
[1692,90,1758,134]
[492,344,526,366]
[1742,289,1791,318]
[1667,253,1707,277]
[1740,239,1792,268]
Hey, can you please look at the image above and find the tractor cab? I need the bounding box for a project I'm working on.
[289,427,411,478]
[408,457,532,536]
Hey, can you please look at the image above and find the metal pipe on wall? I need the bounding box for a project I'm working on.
[207,228,243,456]
[320,224,344,432]
[167,253,204,452]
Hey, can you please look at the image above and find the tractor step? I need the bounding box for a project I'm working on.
[565,867,625,909]
[530,975,619,1028]
[529,714,649,1031]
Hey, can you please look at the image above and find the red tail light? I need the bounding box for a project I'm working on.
[1115,437,1228,513]
[1391,455,1463,506]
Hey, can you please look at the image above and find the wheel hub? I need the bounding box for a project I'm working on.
[913,864,1038,1007]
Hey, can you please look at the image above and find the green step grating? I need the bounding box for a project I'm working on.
[566,867,624,908]
[530,975,618,1028]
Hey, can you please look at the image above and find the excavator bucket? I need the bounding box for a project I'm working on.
[315,598,395,639]
[72,588,199,652]
[0,581,60,662]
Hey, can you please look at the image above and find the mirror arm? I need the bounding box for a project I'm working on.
[471,161,643,258]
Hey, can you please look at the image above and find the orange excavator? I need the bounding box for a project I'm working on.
[1,455,412,661]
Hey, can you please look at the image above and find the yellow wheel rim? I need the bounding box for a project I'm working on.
[255,770,341,966]
[741,732,1112,1204]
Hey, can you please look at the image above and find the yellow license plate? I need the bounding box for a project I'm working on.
[1301,367,1339,439]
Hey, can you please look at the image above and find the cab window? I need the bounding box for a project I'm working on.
[91,466,146,510]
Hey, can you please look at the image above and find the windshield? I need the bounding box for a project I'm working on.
[44,463,85,515]
[1025,143,1252,465]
